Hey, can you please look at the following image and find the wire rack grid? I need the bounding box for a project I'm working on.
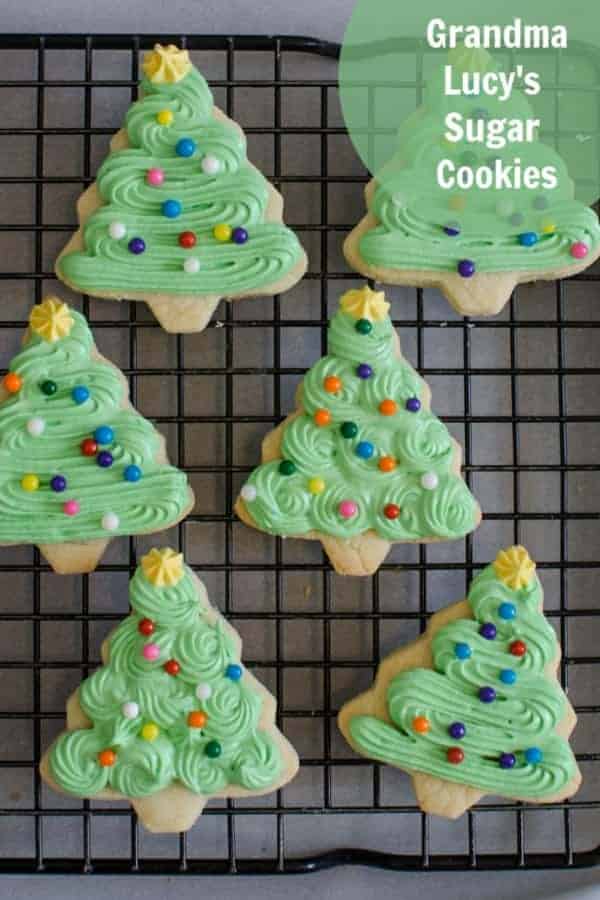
[0,33,598,875]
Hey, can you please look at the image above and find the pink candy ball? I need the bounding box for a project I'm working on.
[146,167,165,186]
[63,500,80,516]
[570,241,589,260]
[338,500,358,519]
[142,643,160,661]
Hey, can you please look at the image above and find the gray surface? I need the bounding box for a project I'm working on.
[0,2,599,899]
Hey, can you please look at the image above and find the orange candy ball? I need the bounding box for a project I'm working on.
[314,408,332,427]
[98,749,116,767]
[3,372,22,394]
[379,399,398,416]
[412,716,430,734]
[378,456,396,473]
[188,710,208,728]
[323,375,342,394]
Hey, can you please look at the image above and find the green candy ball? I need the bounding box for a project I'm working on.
[341,421,358,439]
[205,739,222,759]
[279,460,296,476]
[41,380,57,396]
[355,318,372,335]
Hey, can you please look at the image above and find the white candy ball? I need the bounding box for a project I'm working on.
[102,512,120,531]
[27,417,45,437]
[122,701,139,719]
[421,472,439,491]
[109,221,127,240]
[183,257,201,274]
[196,683,212,701]
[496,198,514,218]
[241,484,257,502]
[201,154,221,175]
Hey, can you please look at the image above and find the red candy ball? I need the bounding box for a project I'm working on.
[178,231,197,249]
[510,640,527,657]
[164,659,180,676]
[447,747,464,764]
[81,438,98,457]
[138,618,155,636]
[384,503,400,520]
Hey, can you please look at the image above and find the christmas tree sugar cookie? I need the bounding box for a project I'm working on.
[40,548,298,833]
[235,286,480,576]
[338,547,580,818]
[0,297,193,574]
[56,44,307,333]
[344,46,600,317]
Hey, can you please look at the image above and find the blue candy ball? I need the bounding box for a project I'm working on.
[500,668,517,685]
[124,464,142,483]
[499,752,516,769]
[176,137,196,158]
[50,475,67,493]
[455,642,472,660]
[518,231,539,247]
[94,425,114,445]
[225,663,243,681]
[128,237,145,255]
[449,721,466,740]
[162,199,182,218]
[356,441,374,460]
[499,602,517,620]
[525,747,543,765]
[479,686,496,703]
[72,385,90,405]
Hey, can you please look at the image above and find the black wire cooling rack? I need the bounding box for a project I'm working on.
[0,32,598,875]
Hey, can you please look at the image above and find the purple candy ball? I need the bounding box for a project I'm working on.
[479,622,497,640]
[449,721,466,740]
[479,686,496,704]
[128,237,145,255]
[232,227,248,245]
[499,752,516,769]
[458,259,476,278]
[356,363,373,379]
[406,397,421,413]
[50,475,67,493]
[97,451,114,468]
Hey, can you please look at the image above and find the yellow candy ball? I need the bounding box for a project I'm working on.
[140,722,160,742]
[156,109,173,126]
[213,223,232,242]
[308,477,325,495]
[541,220,557,235]
[21,474,39,492]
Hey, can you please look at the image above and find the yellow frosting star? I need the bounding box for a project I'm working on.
[340,286,390,322]
[142,44,192,84]
[493,546,536,590]
[448,44,493,74]
[29,298,74,342]
[141,548,184,587]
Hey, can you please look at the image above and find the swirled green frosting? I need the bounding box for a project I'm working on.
[241,302,479,541]
[359,52,600,275]
[349,556,578,799]
[57,64,304,297]
[0,307,191,544]
[50,559,283,798]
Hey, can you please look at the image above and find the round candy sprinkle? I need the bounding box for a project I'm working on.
[201,154,221,175]
[142,643,160,661]
[541,219,557,234]
[324,375,342,393]
[458,259,476,278]
[341,421,358,439]
[240,484,257,502]
[98,749,116,767]
[124,464,142,482]
[122,701,139,720]
[72,385,89,405]
[141,722,159,742]
[102,512,120,531]
[27,417,45,437]
[63,500,80,516]
[21,474,39,492]
[3,372,22,394]
[164,659,180,676]
[196,683,212,701]
[314,408,331,427]
[226,663,243,681]
[499,752,516,769]
[176,137,196,157]
[41,380,57,396]
[496,198,514,218]
[449,722,466,740]
[525,747,543,765]
[156,109,173,126]
[356,441,374,460]
[406,397,421,413]
[50,475,67,493]
[183,257,201,274]
[232,227,248,245]
[500,668,517,685]
[356,363,373,379]
[443,222,461,237]
[518,231,539,247]
[188,710,207,728]
[455,642,472,660]
[510,212,525,227]
[421,472,439,491]
[533,195,549,210]
[449,195,466,211]
[499,602,517,620]
[412,716,430,734]
[279,460,296,476]
[510,639,527,657]
[378,456,396,473]
[479,686,496,703]
[339,500,358,519]
[571,241,589,260]
[128,237,146,255]
[109,221,127,240]
[81,438,98,457]
[308,477,325,495]
[94,425,114,445]
[97,451,114,468]
[213,223,232,242]
[146,167,164,186]
[178,230,197,248]
[479,622,497,641]
[138,618,155,636]
[355,318,372,335]
[379,399,397,416]
[205,740,222,758]
[447,747,464,764]
[162,199,182,218]
[384,503,400,520]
